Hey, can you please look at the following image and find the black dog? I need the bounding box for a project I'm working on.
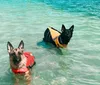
[43,24,74,48]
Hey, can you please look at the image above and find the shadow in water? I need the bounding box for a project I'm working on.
[37,41,65,55]
[37,40,52,48]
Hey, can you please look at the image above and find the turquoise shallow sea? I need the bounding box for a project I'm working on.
[0,0,100,85]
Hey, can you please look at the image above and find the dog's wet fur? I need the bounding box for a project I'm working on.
[7,40,35,85]
[43,24,74,47]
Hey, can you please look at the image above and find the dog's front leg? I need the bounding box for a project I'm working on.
[25,71,32,85]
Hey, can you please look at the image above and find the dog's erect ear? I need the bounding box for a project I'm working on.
[61,24,66,32]
[69,25,74,31]
[7,41,14,53]
[18,40,24,49]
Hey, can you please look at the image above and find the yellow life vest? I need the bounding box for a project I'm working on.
[48,27,67,48]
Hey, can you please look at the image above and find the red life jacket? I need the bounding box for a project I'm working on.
[12,52,35,74]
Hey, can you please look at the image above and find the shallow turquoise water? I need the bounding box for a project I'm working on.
[0,0,100,85]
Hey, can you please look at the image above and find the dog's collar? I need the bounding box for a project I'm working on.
[12,67,28,74]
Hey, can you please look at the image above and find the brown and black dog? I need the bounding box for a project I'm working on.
[7,40,36,85]
[43,24,74,48]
